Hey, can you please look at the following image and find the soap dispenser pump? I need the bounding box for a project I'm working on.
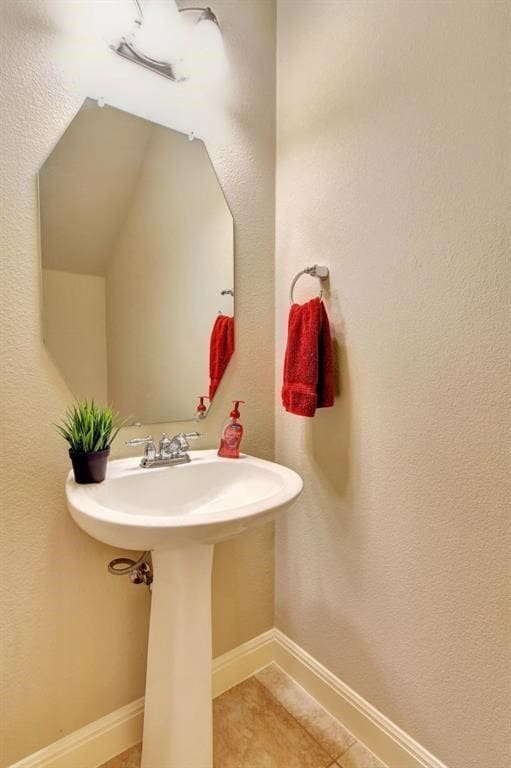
[218,400,245,458]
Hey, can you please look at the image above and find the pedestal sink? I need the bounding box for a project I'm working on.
[65,450,303,768]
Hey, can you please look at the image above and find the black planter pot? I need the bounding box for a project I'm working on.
[69,447,110,484]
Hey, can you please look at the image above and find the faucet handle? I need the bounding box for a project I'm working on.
[179,432,201,451]
[126,436,156,461]
[167,431,201,456]
[126,436,154,446]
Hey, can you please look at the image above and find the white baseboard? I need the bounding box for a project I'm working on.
[6,698,144,768]
[8,628,446,768]
[7,631,274,768]
[212,628,274,697]
[273,629,448,768]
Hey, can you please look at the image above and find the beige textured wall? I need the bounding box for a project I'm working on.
[42,269,108,402]
[0,0,275,764]
[275,3,510,768]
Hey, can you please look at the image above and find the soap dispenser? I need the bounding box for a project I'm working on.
[218,400,245,458]
[195,395,210,421]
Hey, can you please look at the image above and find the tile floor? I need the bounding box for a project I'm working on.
[99,664,387,768]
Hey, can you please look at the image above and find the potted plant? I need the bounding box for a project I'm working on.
[55,400,124,484]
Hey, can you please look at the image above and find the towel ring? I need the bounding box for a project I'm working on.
[289,265,329,305]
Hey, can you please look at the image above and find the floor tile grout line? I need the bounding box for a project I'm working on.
[102,672,388,768]
[253,670,352,764]
[216,675,334,768]
[267,662,359,759]
[256,664,357,761]
[250,675,335,762]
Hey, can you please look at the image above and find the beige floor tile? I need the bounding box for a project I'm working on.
[98,743,141,768]
[336,741,387,768]
[256,664,355,760]
[213,676,333,768]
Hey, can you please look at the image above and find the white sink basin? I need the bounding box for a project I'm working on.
[65,448,302,768]
[66,450,303,550]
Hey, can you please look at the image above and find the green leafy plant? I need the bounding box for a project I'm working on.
[55,400,125,454]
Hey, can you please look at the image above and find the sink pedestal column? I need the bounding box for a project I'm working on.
[141,544,214,768]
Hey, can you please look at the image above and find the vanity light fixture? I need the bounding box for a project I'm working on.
[111,0,222,82]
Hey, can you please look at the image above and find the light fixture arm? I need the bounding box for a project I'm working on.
[133,0,143,22]
[130,1,219,26]
[111,2,221,82]
[179,6,220,26]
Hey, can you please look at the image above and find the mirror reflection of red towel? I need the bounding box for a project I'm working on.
[282,297,334,417]
[209,315,234,399]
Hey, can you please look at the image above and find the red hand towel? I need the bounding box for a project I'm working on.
[282,297,334,417]
[209,314,234,400]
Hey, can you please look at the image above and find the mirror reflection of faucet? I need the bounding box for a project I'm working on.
[126,432,201,467]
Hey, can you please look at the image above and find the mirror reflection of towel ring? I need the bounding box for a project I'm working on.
[289,265,329,305]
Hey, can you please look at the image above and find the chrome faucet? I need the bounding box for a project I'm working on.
[126,432,201,468]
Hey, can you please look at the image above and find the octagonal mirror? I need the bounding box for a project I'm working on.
[39,99,234,424]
